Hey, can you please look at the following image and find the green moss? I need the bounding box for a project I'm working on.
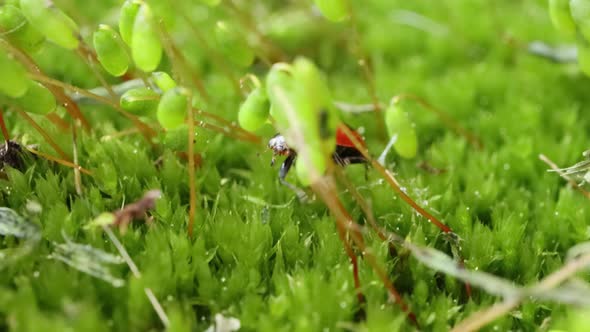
[1,0,590,331]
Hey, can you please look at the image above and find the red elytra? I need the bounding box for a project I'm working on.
[335,123,366,148]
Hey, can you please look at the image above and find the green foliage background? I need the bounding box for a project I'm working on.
[1,0,590,331]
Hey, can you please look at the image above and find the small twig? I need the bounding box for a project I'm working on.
[339,125,452,233]
[0,39,91,131]
[187,100,197,238]
[72,121,82,195]
[25,147,92,175]
[14,107,70,160]
[102,225,170,328]
[451,251,590,332]
[539,154,590,200]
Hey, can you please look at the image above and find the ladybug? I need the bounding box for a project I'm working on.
[268,123,367,193]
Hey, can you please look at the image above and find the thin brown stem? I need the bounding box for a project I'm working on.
[102,225,170,328]
[30,73,158,144]
[312,178,418,326]
[0,109,10,142]
[452,252,590,332]
[15,108,69,160]
[0,39,91,131]
[77,44,118,100]
[72,121,83,195]
[187,100,197,238]
[25,147,92,175]
[539,154,590,200]
[45,113,70,131]
[339,125,452,233]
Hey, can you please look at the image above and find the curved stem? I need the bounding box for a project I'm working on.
[15,107,69,160]
[25,147,92,175]
[0,39,91,131]
[187,99,197,238]
[339,125,452,233]
[0,109,10,142]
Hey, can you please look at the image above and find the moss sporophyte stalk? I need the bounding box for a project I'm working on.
[2,0,590,331]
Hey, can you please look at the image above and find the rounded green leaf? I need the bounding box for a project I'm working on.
[120,87,159,115]
[131,4,162,72]
[0,50,30,98]
[548,0,576,35]
[152,71,177,92]
[119,0,141,45]
[93,25,129,77]
[215,21,254,68]
[157,87,188,129]
[571,0,590,40]
[385,102,418,159]
[19,0,79,49]
[14,81,56,115]
[313,0,349,22]
[238,87,270,132]
[0,5,45,53]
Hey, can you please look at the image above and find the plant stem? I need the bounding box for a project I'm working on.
[339,125,452,233]
[187,99,197,238]
[0,109,10,142]
[102,225,170,328]
[0,39,91,131]
[14,108,69,160]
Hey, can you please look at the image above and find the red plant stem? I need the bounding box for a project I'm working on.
[312,179,418,326]
[30,74,158,145]
[0,40,91,131]
[45,112,70,131]
[25,147,92,175]
[339,125,452,233]
[187,103,198,238]
[15,108,69,160]
[0,109,10,142]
